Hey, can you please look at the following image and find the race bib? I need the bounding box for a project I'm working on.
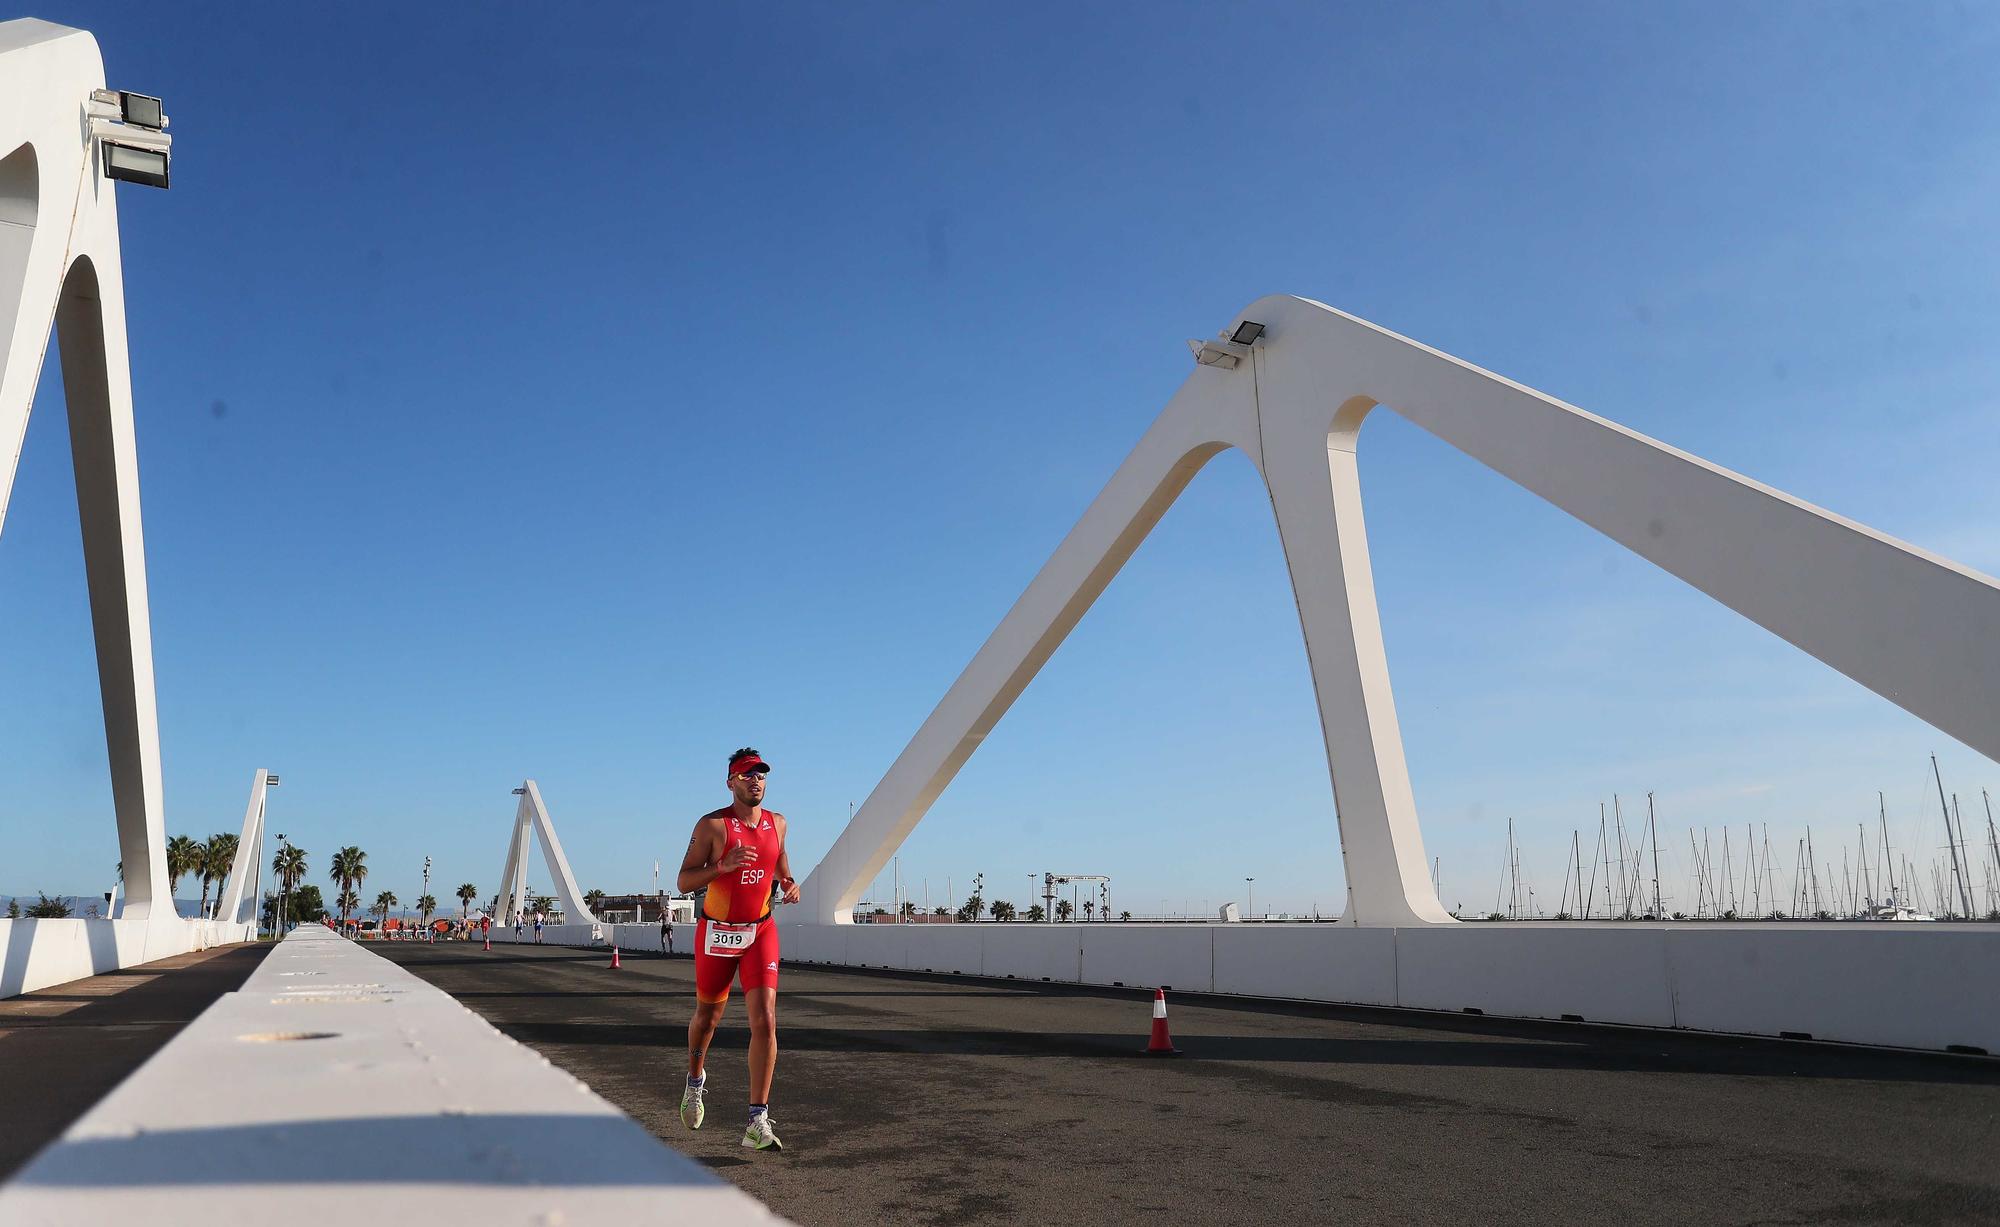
[703,919,756,958]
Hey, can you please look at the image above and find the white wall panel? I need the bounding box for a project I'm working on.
[979,926,1083,983]
[1080,925,1213,993]
[1395,925,1678,1025]
[1212,924,1398,1005]
[1665,925,2000,1053]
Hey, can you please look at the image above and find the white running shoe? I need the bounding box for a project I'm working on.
[741,1114,782,1151]
[679,1082,706,1131]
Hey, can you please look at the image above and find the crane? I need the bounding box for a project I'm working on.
[1042,872,1111,921]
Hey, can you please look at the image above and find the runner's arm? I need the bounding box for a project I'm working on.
[774,816,801,904]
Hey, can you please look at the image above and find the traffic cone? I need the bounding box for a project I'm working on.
[1144,988,1179,1055]
[610,945,621,970]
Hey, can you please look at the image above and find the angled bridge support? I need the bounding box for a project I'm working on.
[494,780,597,927]
[799,294,2000,926]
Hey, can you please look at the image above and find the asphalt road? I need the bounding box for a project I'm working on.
[370,941,2000,1226]
[0,942,270,1179]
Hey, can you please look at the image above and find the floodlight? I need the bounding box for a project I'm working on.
[1188,338,1246,370]
[119,92,165,130]
[512,787,527,795]
[104,142,169,189]
[1230,320,1266,346]
[266,773,281,786]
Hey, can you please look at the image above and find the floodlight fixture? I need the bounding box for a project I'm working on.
[88,88,173,190]
[1187,337,1249,370]
[512,787,527,795]
[104,142,170,189]
[266,773,281,786]
[1230,320,1266,346]
[118,92,165,130]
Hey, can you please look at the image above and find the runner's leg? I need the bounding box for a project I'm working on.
[688,997,724,1078]
[740,919,781,1105]
[745,987,777,1103]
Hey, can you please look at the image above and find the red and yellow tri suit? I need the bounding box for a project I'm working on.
[693,805,784,1003]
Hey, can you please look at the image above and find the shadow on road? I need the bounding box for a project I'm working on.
[492,1018,2000,1084]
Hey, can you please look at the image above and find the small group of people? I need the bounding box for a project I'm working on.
[512,910,546,943]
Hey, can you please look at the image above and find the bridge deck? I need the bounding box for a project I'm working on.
[371,941,2000,1226]
[0,942,269,1179]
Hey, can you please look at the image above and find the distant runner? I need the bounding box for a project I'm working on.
[678,747,799,1151]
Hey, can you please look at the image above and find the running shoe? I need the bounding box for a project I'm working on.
[741,1115,783,1151]
[679,1083,706,1131]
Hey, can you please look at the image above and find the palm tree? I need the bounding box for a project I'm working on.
[374,890,398,930]
[584,888,606,914]
[1083,900,1095,922]
[456,882,477,919]
[1055,898,1073,922]
[203,833,240,918]
[166,835,199,903]
[329,846,368,927]
[416,893,437,929]
[272,845,307,928]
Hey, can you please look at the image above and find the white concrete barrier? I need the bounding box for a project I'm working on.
[0,925,790,1225]
[0,916,255,998]
[509,914,2000,1055]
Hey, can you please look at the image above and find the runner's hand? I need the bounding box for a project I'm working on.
[720,845,758,871]
[779,877,800,905]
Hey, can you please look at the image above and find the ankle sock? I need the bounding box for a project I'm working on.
[687,1073,705,1090]
[749,1103,768,1123]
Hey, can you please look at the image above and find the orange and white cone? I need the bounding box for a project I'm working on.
[610,945,621,970]
[1145,988,1179,1055]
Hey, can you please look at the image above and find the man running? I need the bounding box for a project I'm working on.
[678,747,799,1151]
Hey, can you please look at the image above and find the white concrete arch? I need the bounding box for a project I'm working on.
[215,770,274,928]
[798,294,2000,927]
[494,780,597,927]
[1,20,170,920]
[0,20,259,996]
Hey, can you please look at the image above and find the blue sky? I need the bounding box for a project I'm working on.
[4,3,1999,919]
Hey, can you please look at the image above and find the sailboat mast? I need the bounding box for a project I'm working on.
[1806,827,1821,915]
[1722,826,1737,915]
[1767,825,1780,915]
[1748,822,1760,914]
[1587,808,1606,920]
[1648,792,1664,919]
[1857,822,1873,908]
[1985,790,2000,916]
[1932,755,1974,918]
[1689,830,1704,917]
[1613,795,1630,918]
[1879,792,1897,904]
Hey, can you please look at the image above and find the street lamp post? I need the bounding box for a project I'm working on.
[423,855,432,942]
[276,833,288,936]
[1246,877,1255,922]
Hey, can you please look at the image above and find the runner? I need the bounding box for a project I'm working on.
[677,747,799,1151]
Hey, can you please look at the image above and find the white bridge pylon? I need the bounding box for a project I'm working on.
[1,20,173,920]
[799,294,2000,927]
[494,780,596,927]
[214,769,273,928]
